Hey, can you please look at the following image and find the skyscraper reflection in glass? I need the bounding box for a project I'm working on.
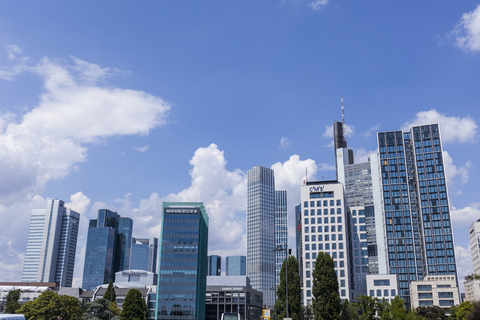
[247,166,275,309]
[155,202,208,320]
[226,256,246,276]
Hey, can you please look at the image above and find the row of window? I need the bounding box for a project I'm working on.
[304,199,341,208]
[369,289,396,297]
[304,208,342,216]
[305,243,345,251]
[305,217,343,224]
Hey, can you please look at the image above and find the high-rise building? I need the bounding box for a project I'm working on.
[22,199,80,287]
[300,181,351,306]
[82,209,133,290]
[226,256,246,276]
[130,237,158,273]
[155,202,208,320]
[247,166,275,309]
[208,255,221,276]
[468,220,480,275]
[295,204,303,286]
[274,190,288,286]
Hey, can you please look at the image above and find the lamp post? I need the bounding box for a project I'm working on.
[274,243,289,318]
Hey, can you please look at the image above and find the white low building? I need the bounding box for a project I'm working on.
[366,274,398,302]
[409,275,459,309]
[464,278,480,302]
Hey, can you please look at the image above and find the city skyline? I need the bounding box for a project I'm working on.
[0,1,479,291]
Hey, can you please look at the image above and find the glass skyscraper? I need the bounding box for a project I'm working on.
[247,166,275,309]
[155,202,208,320]
[208,255,221,276]
[130,237,158,273]
[82,209,133,290]
[22,199,80,287]
[226,256,246,276]
[274,190,288,286]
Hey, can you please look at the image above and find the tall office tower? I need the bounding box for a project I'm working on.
[22,199,80,287]
[226,256,246,276]
[155,202,208,320]
[274,190,288,286]
[300,181,350,306]
[334,120,354,183]
[295,204,303,284]
[82,209,133,290]
[208,255,221,276]
[247,166,275,309]
[377,124,457,309]
[468,220,480,274]
[130,237,158,273]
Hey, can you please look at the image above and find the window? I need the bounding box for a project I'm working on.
[391,289,396,297]
[336,199,341,206]
[369,290,374,297]
[384,290,389,297]
[330,200,334,206]
[310,201,315,207]
[304,201,308,208]
[377,290,382,297]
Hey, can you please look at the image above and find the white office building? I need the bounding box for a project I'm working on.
[410,275,459,309]
[22,199,80,287]
[366,274,398,302]
[469,220,480,275]
[300,181,350,305]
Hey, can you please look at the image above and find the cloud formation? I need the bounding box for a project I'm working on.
[451,203,480,226]
[401,109,477,143]
[279,137,291,150]
[134,145,150,153]
[449,4,480,52]
[310,0,328,11]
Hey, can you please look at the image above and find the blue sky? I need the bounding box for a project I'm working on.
[0,1,479,289]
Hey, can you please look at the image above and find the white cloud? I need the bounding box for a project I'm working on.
[65,191,91,215]
[443,150,472,185]
[451,203,480,226]
[362,124,380,138]
[449,4,480,53]
[322,123,354,139]
[401,109,477,144]
[5,45,22,60]
[310,0,328,11]
[455,245,473,292]
[279,137,291,151]
[0,56,171,204]
[134,145,150,153]
[353,148,376,163]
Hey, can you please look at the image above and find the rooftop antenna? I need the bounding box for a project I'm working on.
[342,95,346,143]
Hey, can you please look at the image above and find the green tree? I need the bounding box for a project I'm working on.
[103,280,117,314]
[312,251,341,320]
[274,256,302,320]
[356,295,378,320]
[120,289,147,320]
[83,298,121,320]
[450,301,474,320]
[377,298,391,320]
[4,289,22,314]
[415,305,447,320]
[302,304,314,320]
[16,290,82,320]
[389,296,407,320]
[340,299,359,320]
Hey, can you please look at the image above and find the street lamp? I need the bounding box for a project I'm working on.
[273,243,289,318]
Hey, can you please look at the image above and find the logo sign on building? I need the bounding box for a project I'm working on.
[165,208,198,214]
[309,186,324,192]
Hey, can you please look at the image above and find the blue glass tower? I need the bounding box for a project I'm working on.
[155,202,208,320]
[207,255,221,276]
[130,237,158,273]
[247,166,275,309]
[226,256,246,276]
[82,209,133,290]
[274,190,288,286]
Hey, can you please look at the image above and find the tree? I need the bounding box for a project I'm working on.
[120,289,147,320]
[389,296,407,320]
[377,298,392,320]
[340,299,359,320]
[83,298,121,320]
[16,290,82,320]
[302,304,314,320]
[415,305,447,320]
[103,280,117,314]
[312,251,341,320]
[274,256,302,320]
[4,289,22,314]
[356,295,378,320]
[450,301,474,320]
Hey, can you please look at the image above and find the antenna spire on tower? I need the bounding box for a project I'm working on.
[341,96,346,143]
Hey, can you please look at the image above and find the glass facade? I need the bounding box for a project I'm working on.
[275,190,288,286]
[22,199,80,287]
[247,166,275,309]
[82,209,133,290]
[226,256,246,276]
[377,124,457,309]
[130,237,158,273]
[208,255,222,276]
[155,202,208,320]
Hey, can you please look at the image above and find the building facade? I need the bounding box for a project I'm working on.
[208,255,222,276]
[464,278,480,302]
[366,274,398,302]
[130,237,158,273]
[155,202,209,320]
[274,190,288,286]
[247,166,275,308]
[409,275,459,309]
[82,209,133,290]
[226,256,246,276]
[300,181,351,305]
[469,220,480,275]
[22,199,80,287]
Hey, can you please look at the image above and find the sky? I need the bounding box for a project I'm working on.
[0,1,479,290]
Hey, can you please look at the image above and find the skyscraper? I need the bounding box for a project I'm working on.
[82,209,133,290]
[226,256,246,276]
[130,237,158,273]
[22,199,80,287]
[274,190,288,286]
[208,255,221,276]
[468,220,480,275]
[155,202,208,320]
[247,166,275,309]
